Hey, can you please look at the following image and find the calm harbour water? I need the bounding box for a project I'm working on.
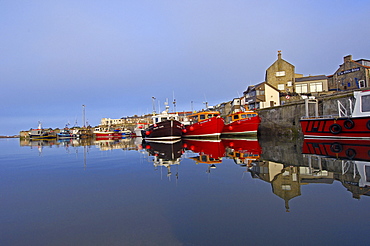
[1,137,369,246]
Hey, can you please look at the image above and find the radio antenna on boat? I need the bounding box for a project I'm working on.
[203,94,209,109]
[172,91,176,113]
[152,97,156,115]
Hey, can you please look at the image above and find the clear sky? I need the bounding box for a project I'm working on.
[1,0,370,135]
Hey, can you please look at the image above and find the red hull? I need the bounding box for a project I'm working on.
[183,117,224,138]
[302,138,370,161]
[95,132,122,138]
[222,116,260,136]
[300,116,370,139]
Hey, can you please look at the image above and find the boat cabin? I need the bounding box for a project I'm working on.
[188,111,220,123]
[352,90,370,117]
[225,111,258,124]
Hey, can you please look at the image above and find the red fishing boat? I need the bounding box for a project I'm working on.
[222,111,260,136]
[93,126,122,139]
[300,90,370,139]
[183,111,224,138]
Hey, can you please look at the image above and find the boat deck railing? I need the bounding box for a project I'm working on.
[300,114,341,120]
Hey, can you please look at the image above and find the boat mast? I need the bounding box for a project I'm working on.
[152,97,156,115]
[82,104,86,127]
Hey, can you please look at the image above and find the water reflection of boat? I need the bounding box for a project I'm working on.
[302,138,370,191]
[143,140,183,179]
[300,90,370,139]
[183,139,225,172]
[302,138,370,161]
[94,137,136,151]
[222,138,261,166]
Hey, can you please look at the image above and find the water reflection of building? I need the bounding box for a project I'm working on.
[250,137,370,211]
[94,137,137,151]
[249,160,334,212]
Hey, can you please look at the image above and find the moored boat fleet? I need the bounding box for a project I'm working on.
[21,90,370,141]
[139,103,260,142]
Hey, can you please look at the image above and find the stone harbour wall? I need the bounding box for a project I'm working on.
[257,91,354,137]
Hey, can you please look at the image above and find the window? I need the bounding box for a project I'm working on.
[200,115,206,120]
[362,95,370,112]
[278,84,285,90]
[296,84,308,93]
[359,80,366,88]
[287,81,292,86]
[281,185,291,190]
[310,82,323,92]
[276,71,286,77]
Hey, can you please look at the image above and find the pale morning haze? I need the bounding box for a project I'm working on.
[1,0,370,135]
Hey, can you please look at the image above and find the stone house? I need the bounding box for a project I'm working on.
[265,51,303,94]
[328,55,370,91]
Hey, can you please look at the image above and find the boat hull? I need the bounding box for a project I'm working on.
[94,132,122,140]
[222,116,260,136]
[183,117,224,138]
[300,116,370,139]
[144,120,183,141]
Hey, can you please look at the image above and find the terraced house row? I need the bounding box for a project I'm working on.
[240,51,370,111]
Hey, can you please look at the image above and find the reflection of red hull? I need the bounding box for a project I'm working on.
[302,138,370,161]
[300,116,370,138]
[222,116,260,136]
[183,139,225,159]
[184,117,224,138]
[221,138,262,156]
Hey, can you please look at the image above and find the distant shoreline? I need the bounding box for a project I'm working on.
[0,135,19,138]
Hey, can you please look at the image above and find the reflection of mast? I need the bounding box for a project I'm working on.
[83,145,87,169]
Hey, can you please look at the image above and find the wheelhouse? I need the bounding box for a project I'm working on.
[189,111,220,123]
[225,111,258,124]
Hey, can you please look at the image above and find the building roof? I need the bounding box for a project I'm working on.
[295,75,328,82]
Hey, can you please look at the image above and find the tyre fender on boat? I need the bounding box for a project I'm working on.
[330,143,343,153]
[329,124,342,134]
[345,148,356,159]
[344,119,355,129]
[367,120,370,130]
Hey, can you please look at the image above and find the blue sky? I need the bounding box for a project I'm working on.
[1,0,370,135]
